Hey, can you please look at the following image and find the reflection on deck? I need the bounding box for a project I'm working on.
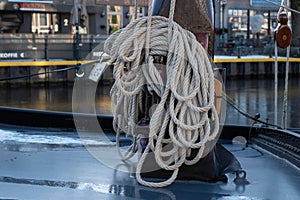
[0,129,299,200]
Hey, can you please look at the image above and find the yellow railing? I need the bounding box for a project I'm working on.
[214,57,300,63]
[1,57,300,67]
[0,60,96,67]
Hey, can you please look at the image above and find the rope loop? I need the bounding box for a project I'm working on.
[105,0,219,187]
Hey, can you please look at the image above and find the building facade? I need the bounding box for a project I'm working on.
[0,0,148,35]
[0,0,285,37]
[215,0,287,53]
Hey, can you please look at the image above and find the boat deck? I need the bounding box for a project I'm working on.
[0,127,299,200]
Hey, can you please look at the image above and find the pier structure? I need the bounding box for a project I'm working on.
[1,54,300,84]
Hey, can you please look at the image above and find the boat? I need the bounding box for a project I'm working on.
[0,0,299,199]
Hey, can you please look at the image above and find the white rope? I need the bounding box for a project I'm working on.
[263,0,300,15]
[104,0,219,187]
[274,0,290,129]
[278,0,287,15]
[134,0,138,20]
[274,42,278,126]
[282,45,290,129]
[280,0,290,129]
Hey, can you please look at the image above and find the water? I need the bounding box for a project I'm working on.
[1,79,300,200]
[0,77,299,128]
[225,76,300,128]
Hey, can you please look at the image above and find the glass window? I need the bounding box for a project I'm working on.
[251,11,278,39]
[127,6,146,22]
[32,13,58,34]
[107,6,122,33]
[40,13,47,26]
[228,9,248,39]
[228,9,278,40]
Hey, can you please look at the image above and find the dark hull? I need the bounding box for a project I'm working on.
[0,106,113,132]
[0,106,299,169]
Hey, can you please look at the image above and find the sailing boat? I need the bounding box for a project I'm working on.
[0,0,299,199]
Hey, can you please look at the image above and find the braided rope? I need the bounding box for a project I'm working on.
[134,0,138,20]
[104,0,219,187]
[274,0,290,129]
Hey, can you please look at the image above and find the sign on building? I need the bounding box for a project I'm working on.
[95,0,148,7]
[251,0,284,8]
[8,0,53,3]
[19,3,46,11]
[0,52,25,59]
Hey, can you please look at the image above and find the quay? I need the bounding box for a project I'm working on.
[1,56,300,84]
[2,56,300,67]
[1,33,300,84]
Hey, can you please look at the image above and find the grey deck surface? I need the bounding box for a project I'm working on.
[0,128,299,200]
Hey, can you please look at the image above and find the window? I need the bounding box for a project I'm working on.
[127,6,145,22]
[107,6,122,33]
[252,11,278,38]
[228,9,279,40]
[228,9,249,39]
[39,13,47,26]
[32,13,58,34]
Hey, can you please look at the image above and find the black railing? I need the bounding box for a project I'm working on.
[215,38,300,58]
[0,33,107,61]
[1,34,300,62]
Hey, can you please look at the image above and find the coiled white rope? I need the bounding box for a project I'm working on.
[104,0,219,187]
